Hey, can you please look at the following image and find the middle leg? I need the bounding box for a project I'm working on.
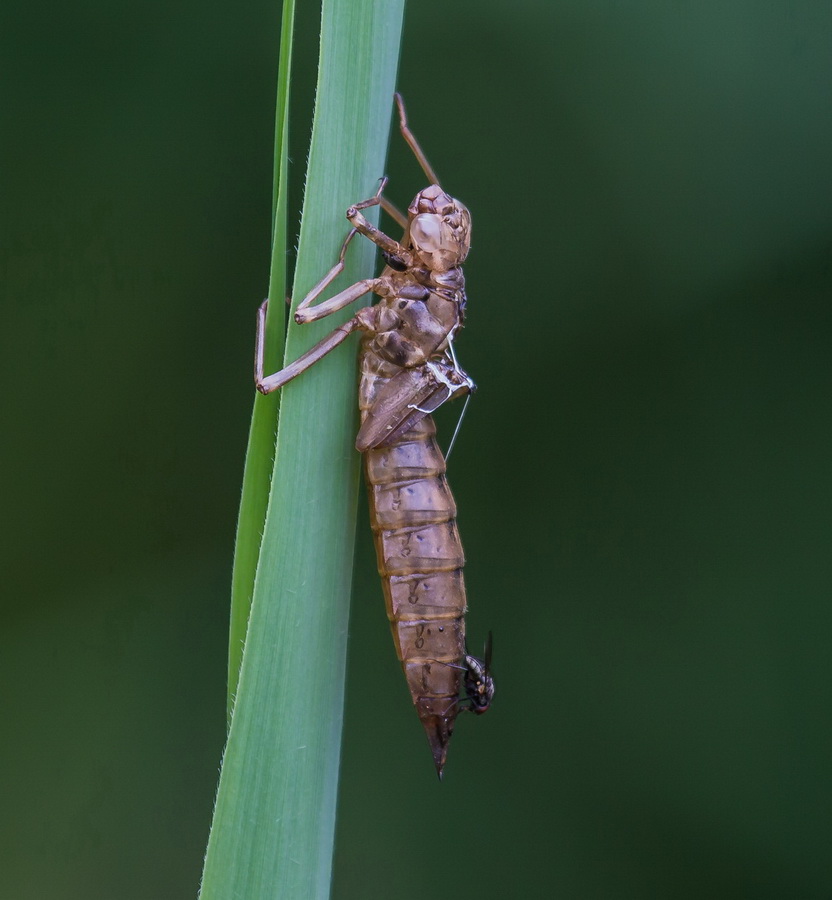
[255,299,368,393]
[294,178,400,323]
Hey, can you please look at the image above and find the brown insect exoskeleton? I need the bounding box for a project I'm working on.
[255,94,493,777]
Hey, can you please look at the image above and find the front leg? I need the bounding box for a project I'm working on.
[256,180,403,390]
[346,206,413,267]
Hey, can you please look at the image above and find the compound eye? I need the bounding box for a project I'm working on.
[410,214,442,252]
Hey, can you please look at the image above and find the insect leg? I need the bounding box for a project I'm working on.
[353,171,408,229]
[394,93,441,187]
[346,207,411,263]
[255,300,365,394]
[380,195,408,231]
[292,226,359,319]
[294,277,379,324]
[293,178,403,322]
[352,176,409,235]
[332,174,412,262]
[350,175,389,212]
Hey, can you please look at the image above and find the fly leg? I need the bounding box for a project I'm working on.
[394,92,441,187]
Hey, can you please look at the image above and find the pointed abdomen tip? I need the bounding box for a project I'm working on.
[419,706,456,780]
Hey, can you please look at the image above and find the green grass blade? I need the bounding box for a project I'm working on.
[226,0,295,721]
[201,1,406,898]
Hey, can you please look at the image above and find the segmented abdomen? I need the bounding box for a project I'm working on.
[360,349,467,772]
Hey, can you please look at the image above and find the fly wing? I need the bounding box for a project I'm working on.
[356,365,448,452]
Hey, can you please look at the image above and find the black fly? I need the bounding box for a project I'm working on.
[463,632,494,714]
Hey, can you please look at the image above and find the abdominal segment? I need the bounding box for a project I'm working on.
[364,415,468,776]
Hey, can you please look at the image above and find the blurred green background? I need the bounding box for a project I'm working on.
[3,0,832,897]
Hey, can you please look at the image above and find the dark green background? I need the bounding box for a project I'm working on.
[3,1,831,897]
